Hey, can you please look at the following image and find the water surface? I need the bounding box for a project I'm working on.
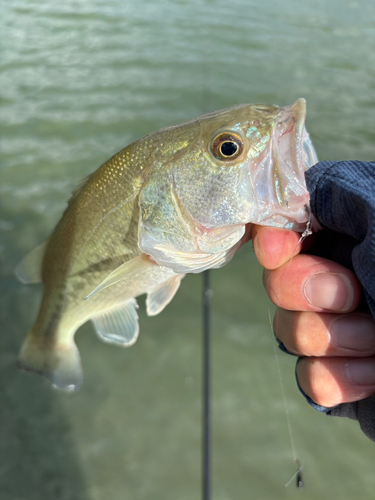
[1,1,375,499]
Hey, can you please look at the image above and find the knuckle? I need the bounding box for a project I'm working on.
[291,334,310,356]
[274,310,318,356]
[290,313,310,353]
[297,358,343,407]
[292,312,328,356]
[264,269,283,307]
[287,311,330,356]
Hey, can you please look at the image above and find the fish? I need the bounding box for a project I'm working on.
[16,98,317,392]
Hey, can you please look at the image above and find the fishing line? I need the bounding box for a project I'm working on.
[264,212,312,489]
[266,303,303,488]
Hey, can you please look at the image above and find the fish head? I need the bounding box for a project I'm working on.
[172,98,317,230]
[139,100,317,272]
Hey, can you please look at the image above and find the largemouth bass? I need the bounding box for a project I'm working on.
[16,98,317,391]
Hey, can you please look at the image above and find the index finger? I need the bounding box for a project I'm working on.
[252,225,303,270]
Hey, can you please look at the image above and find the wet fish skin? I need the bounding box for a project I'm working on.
[16,99,317,391]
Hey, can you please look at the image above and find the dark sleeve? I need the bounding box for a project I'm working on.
[306,160,375,316]
[303,160,375,441]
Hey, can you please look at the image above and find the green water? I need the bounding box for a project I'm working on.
[1,1,375,498]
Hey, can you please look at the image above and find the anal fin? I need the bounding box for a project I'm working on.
[91,298,139,347]
[146,274,184,316]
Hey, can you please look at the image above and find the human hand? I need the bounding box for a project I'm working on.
[251,224,375,408]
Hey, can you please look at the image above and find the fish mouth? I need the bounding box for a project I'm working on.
[246,99,317,230]
[269,98,318,226]
[274,98,318,175]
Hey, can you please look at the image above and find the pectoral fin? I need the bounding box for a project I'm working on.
[146,274,184,316]
[211,240,242,269]
[85,254,152,300]
[143,238,238,274]
[15,239,49,284]
[91,298,139,346]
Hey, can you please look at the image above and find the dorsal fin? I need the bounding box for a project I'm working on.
[15,239,50,284]
[67,172,96,207]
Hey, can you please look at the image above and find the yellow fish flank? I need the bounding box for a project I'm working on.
[16,99,317,391]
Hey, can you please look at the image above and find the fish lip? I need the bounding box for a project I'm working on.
[291,98,318,171]
[277,98,317,173]
[292,97,307,171]
[275,98,306,174]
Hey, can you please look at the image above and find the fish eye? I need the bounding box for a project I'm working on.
[210,132,243,161]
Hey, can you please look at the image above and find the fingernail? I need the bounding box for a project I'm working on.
[346,358,375,385]
[304,273,353,311]
[331,315,375,351]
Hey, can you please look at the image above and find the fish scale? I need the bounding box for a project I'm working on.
[16,99,317,391]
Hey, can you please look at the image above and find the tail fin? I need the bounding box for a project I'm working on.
[18,333,83,392]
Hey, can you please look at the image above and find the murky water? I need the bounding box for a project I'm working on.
[1,1,375,499]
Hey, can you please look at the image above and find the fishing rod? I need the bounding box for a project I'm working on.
[202,41,212,500]
[202,270,211,500]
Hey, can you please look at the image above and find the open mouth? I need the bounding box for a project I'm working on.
[271,98,318,212]
[275,98,318,176]
[247,98,318,230]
